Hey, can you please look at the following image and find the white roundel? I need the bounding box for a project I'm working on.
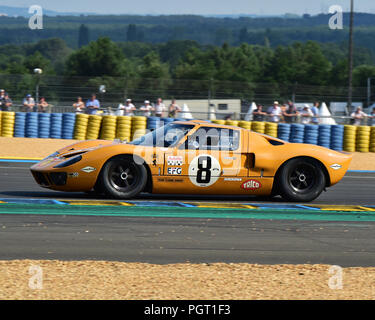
[188,154,221,187]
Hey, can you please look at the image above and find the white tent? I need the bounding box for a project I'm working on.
[208,103,216,120]
[244,102,257,121]
[319,102,337,125]
[181,103,194,119]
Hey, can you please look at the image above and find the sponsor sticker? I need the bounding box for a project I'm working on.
[224,178,242,181]
[167,156,183,166]
[81,166,96,173]
[330,164,342,170]
[167,167,182,175]
[68,172,79,178]
[241,179,261,190]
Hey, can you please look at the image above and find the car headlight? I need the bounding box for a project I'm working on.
[53,155,82,168]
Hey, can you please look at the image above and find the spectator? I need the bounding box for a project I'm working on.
[311,101,320,124]
[168,99,181,118]
[252,105,267,121]
[224,114,232,120]
[117,98,136,116]
[0,92,12,111]
[154,98,166,117]
[140,100,154,117]
[351,106,367,126]
[38,97,49,113]
[282,101,299,123]
[73,97,85,113]
[86,94,100,115]
[23,94,35,112]
[300,104,313,124]
[368,107,375,126]
[267,101,282,123]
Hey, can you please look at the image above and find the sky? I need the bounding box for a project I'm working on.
[1,0,374,15]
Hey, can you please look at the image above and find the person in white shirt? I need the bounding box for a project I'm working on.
[154,98,166,117]
[267,101,282,123]
[117,98,136,116]
[140,100,154,117]
[351,106,367,126]
[300,105,314,124]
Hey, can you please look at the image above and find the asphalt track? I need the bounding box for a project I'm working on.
[1,162,375,267]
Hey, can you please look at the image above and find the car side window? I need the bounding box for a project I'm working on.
[182,127,239,151]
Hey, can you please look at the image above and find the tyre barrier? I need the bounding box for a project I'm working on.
[330,125,344,151]
[277,123,291,142]
[14,112,26,138]
[74,113,89,140]
[146,116,161,131]
[131,116,147,141]
[100,115,117,141]
[116,116,131,142]
[251,121,266,134]
[1,111,15,137]
[303,124,319,145]
[289,124,305,143]
[85,115,102,140]
[61,113,76,140]
[38,113,51,139]
[370,126,375,153]
[238,121,251,130]
[265,122,278,138]
[211,120,225,125]
[343,125,357,152]
[225,120,239,127]
[25,112,38,138]
[50,113,63,139]
[356,125,371,153]
[318,125,331,148]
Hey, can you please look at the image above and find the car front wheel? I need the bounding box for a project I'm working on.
[99,155,147,199]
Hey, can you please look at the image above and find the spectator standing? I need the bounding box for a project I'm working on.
[154,98,166,117]
[86,94,100,115]
[23,94,35,112]
[0,89,5,109]
[311,101,320,124]
[38,97,49,113]
[267,101,282,123]
[252,105,267,121]
[168,99,181,118]
[282,101,299,123]
[351,106,367,126]
[117,98,136,116]
[300,105,313,124]
[0,92,12,111]
[140,100,154,117]
[73,97,85,113]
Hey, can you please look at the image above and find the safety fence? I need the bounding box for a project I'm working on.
[1,111,375,153]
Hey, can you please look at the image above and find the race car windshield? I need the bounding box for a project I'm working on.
[129,123,195,147]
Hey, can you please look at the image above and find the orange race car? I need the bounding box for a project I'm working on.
[30,120,352,202]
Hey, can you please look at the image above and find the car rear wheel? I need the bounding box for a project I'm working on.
[277,158,326,202]
[99,155,147,199]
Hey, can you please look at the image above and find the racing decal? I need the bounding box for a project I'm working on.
[68,172,79,178]
[188,154,221,187]
[81,166,96,173]
[167,156,183,166]
[224,177,242,181]
[167,167,182,175]
[330,164,342,170]
[241,179,261,190]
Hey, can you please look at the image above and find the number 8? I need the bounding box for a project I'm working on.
[196,156,211,183]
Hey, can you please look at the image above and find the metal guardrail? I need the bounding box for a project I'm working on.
[3,104,375,126]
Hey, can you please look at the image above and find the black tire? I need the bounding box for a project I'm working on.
[99,155,147,199]
[277,158,326,202]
